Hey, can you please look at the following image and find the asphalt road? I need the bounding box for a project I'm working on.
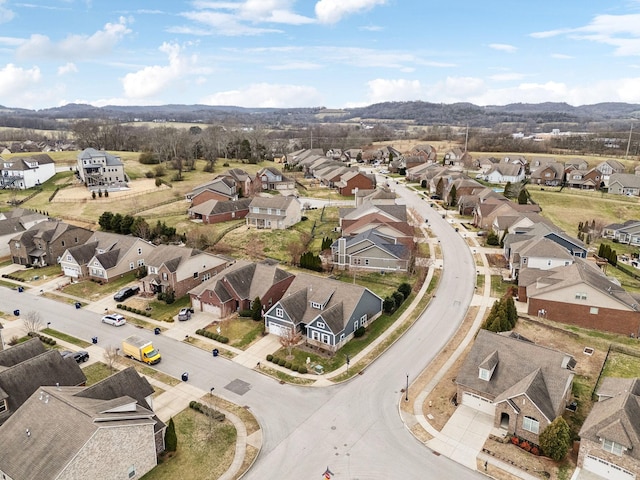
[0,181,482,479]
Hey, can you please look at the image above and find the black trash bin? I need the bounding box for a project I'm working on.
[13,309,20,316]
[154,327,161,335]
[17,286,23,293]
[181,372,189,382]
[212,348,219,357]
[92,336,98,344]
[75,302,81,309]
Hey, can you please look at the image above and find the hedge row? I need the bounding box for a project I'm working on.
[265,354,308,374]
[188,401,225,422]
[116,304,152,317]
[27,331,57,345]
[2,274,24,282]
[195,328,229,344]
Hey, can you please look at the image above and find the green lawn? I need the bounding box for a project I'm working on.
[62,272,138,300]
[141,408,236,480]
[207,317,264,349]
[42,328,91,348]
[6,265,63,282]
[601,350,640,378]
[83,362,114,385]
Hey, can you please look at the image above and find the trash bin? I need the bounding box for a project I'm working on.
[92,336,98,344]
[17,286,23,293]
[154,327,161,335]
[75,302,81,309]
[181,372,189,382]
[212,348,219,357]
[13,309,20,316]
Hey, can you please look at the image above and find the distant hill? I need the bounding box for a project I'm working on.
[1,100,639,131]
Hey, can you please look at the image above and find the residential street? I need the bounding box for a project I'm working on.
[0,181,484,479]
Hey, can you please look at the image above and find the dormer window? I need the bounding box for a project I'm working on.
[275,308,283,318]
[478,350,499,381]
[311,301,322,310]
[479,368,491,381]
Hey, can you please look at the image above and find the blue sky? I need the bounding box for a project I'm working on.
[1,0,640,110]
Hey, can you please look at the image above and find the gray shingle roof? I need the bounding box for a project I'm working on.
[456,330,574,421]
[0,338,45,368]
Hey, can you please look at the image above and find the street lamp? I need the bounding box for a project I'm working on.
[210,387,216,412]
[405,374,409,402]
[345,354,350,375]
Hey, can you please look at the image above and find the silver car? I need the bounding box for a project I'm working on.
[102,313,126,327]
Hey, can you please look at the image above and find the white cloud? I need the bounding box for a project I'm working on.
[365,78,423,103]
[551,53,573,59]
[178,11,283,36]
[121,42,193,99]
[359,25,384,32]
[267,62,322,70]
[488,43,517,53]
[0,0,14,23]
[489,72,526,81]
[200,83,323,107]
[16,17,131,60]
[315,0,387,24]
[0,63,41,97]
[57,62,78,75]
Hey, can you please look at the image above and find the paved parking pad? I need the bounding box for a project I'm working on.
[427,405,494,470]
[225,378,251,395]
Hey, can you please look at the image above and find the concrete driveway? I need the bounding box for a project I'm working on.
[427,405,494,470]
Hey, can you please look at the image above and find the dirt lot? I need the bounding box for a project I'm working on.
[53,178,163,201]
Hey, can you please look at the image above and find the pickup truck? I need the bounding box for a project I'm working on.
[122,335,161,365]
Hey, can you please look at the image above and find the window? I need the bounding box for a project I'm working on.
[321,334,331,344]
[275,308,283,318]
[523,416,539,434]
[479,368,490,381]
[603,438,624,456]
[547,260,552,266]
[129,262,135,270]
[317,321,325,329]
[311,301,321,309]
[162,273,168,281]
[137,260,144,267]
[66,255,72,262]
[590,307,599,314]
[128,465,136,478]
[202,273,211,281]
[148,266,157,274]
[193,272,199,279]
[522,257,527,264]
[138,248,142,255]
[360,314,367,327]
[0,399,7,413]
[61,240,65,247]
[575,292,587,300]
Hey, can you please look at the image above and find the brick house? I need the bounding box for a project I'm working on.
[9,220,93,267]
[188,259,295,318]
[519,258,640,337]
[188,198,252,224]
[577,377,640,480]
[456,330,575,446]
[335,171,376,196]
[141,245,231,298]
[186,176,238,207]
[0,368,162,480]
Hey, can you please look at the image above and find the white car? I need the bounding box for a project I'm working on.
[102,313,126,327]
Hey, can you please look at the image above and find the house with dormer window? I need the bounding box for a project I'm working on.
[263,272,383,352]
[577,377,640,480]
[76,148,126,188]
[456,330,575,445]
[0,153,56,189]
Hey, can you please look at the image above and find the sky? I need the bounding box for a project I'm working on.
[1,1,640,110]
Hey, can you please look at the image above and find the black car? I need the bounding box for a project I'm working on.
[60,350,90,363]
[113,285,140,302]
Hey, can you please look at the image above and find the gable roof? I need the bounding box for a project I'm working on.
[580,378,640,457]
[457,329,574,421]
[0,338,46,369]
[189,198,252,216]
[609,173,640,189]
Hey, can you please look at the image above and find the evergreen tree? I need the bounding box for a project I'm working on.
[539,417,571,461]
[503,182,512,198]
[165,417,178,452]
[251,296,262,321]
[517,188,528,205]
[505,296,518,328]
[449,184,457,206]
[98,211,113,231]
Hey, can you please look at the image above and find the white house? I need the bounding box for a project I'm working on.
[0,154,56,189]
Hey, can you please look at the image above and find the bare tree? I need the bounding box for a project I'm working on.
[279,328,302,359]
[103,345,120,372]
[23,311,43,334]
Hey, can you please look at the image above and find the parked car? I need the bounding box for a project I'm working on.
[102,313,126,327]
[113,285,140,302]
[60,350,89,363]
[178,308,194,321]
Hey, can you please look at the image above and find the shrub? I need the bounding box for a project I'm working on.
[520,441,531,452]
[266,354,273,362]
[285,362,292,369]
[223,162,230,167]
[238,309,253,318]
[354,326,366,338]
[278,358,286,366]
[292,365,299,372]
[271,356,280,364]
[398,282,412,298]
[189,400,197,409]
[383,296,396,313]
[298,366,308,374]
[531,446,540,456]
[511,436,519,445]
[219,336,229,344]
[392,290,405,307]
[301,216,308,221]
[540,417,571,461]
[165,417,177,452]
[145,171,154,178]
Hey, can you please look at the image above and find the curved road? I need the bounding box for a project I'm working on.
[0,181,481,479]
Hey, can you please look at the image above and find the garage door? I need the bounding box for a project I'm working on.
[202,302,221,317]
[462,392,495,416]
[268,321,290,337]
[584,455,635,480]
[192,298,201,311]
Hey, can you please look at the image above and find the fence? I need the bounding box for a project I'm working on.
[49,186,172,203]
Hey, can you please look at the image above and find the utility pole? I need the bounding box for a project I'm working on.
[625,123,634,159]
[464,124,469,152]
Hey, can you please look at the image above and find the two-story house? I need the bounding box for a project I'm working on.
[245,196,301,230]
[0,154,56,189]
[76,148,126,188]
[253,167,295,192]
[9,220,93,267]
[141,245,231,298]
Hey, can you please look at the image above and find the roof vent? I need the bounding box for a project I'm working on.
[26,429,31,437]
